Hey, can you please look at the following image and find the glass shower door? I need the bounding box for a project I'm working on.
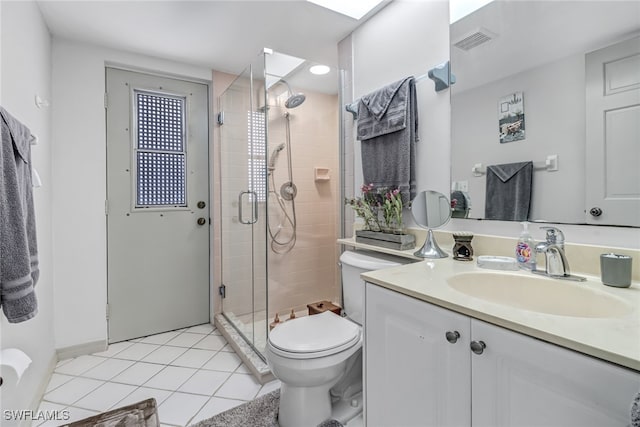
[219,54,268,356]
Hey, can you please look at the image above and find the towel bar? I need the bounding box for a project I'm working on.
[344,69,437,119]
[472,155,558,177]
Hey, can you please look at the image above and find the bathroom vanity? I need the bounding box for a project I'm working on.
[359,258,640,427]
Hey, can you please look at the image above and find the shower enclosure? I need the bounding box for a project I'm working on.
[218,49,341,359]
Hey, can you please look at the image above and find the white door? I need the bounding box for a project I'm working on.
[365,283,471,427]
[471,319,640,427]
[106,68,210,343]
[585,36,640,226]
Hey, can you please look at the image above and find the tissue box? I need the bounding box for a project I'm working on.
[307,300,341,316]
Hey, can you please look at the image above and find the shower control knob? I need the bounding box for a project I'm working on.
[197,217,207,226]
[470,340,486,355]
[589,207,603,217]
[445,331,460,344]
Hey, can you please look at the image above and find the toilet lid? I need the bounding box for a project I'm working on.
[269,311,360,354]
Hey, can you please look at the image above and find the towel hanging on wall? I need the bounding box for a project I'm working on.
[0,106,39,323]
[484,161,533,221]
[357,76,419,203]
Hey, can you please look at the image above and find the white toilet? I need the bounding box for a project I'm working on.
[265,250,407,427]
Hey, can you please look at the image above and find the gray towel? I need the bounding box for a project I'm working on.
[484,161,533,221]
[0,106,39,323]
[358,77,419,203]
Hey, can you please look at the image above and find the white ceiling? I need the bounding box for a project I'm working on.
[36,0,383,77]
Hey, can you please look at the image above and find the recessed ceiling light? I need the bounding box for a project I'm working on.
[309,65,330,75]
[308,0,385,20]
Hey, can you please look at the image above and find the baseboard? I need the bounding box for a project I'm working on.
[56,340,107,361]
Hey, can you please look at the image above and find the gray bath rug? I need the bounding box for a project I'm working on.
[189,390,345,427]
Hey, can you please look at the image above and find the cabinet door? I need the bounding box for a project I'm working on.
[471,319,640,427]
[365,283,471,427]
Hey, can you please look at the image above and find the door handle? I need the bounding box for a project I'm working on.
[238,191,258,225]
[589,207,603,217]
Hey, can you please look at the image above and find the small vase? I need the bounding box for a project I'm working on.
[383,218,405,234]
[364,219,381,232]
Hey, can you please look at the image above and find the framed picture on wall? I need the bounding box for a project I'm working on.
[498,92,525,143]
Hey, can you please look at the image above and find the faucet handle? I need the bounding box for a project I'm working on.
[540,226,565,245]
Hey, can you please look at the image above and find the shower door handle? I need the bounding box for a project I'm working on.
[238,191,258,225]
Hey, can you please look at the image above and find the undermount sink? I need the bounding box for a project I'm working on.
[446,272,633,318]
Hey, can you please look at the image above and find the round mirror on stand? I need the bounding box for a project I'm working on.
[411,190,451,258]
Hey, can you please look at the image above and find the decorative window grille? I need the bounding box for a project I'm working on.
[134,91,187,207]
[247,110,266,202]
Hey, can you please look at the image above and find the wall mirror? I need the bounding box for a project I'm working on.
[450,1,640,227]
[411,190,451,258]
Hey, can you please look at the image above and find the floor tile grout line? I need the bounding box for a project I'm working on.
[41,325,246,425]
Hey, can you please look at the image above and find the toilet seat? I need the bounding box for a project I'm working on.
[268,311,361,360]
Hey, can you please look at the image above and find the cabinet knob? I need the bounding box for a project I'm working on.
[470,340,486,355]
[445,331,460,344]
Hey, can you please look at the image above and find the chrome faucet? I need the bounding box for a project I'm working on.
[533,227,586,282]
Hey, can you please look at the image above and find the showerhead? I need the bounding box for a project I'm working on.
[281,79,306,109]
[285,93,306,109]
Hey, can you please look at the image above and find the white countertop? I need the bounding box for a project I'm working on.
[360,256,640,371]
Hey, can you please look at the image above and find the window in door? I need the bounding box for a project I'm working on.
[134,90,187,208]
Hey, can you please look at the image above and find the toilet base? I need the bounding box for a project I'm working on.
[278,382,334,427]
[277,385,363,427]
[331,391,363,425]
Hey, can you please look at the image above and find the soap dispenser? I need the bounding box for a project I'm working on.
[516,222,535,270]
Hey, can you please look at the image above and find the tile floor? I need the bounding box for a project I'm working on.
[37,324,281,427]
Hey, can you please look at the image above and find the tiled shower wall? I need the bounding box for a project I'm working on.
[265,91,340,318]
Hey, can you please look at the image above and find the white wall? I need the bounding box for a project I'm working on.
[0,0,55,417]
[351,0,451,209]
[51,39,211,350]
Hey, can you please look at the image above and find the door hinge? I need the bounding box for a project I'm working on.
[217,111,224,125]
[219,284,226,299]
[106,303,110,320]
[104,93,108,109]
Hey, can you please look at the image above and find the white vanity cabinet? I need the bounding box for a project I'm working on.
[365,283,640,427]
[365,283,471,427]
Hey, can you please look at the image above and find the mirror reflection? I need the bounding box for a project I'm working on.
[450,1,640,226]
[411,190,451,229]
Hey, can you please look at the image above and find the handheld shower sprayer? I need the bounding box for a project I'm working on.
[268,143,286,172]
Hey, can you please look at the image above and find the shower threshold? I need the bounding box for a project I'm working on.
[214,313,275,385]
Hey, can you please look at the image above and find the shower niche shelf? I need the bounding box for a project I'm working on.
[314,167,330,182]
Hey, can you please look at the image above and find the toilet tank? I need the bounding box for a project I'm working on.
[340,250,410,325]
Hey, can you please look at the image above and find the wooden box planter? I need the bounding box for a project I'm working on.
[355,230,416,250]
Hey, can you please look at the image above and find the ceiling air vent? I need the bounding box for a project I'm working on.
[453,28,496,51]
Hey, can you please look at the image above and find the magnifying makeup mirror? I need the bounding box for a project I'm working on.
[411,190,451,258]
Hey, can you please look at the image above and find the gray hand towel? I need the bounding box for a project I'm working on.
[484,161,533,221]
[0,106,39,323]
[358,77,419,203]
